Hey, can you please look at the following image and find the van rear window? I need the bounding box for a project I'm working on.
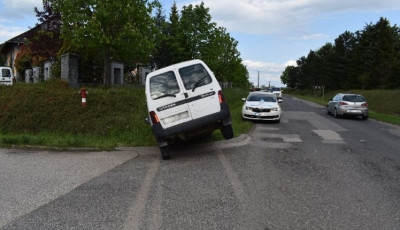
[150,71,180,99]
[178,64,212,90]
[2,69,11,78]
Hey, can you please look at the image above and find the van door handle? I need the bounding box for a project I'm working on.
[184,92,189,98]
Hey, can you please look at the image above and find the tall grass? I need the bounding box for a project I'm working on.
[0,80,252,148]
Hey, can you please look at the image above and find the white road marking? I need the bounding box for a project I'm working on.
[123,158,160,230]
[313,130,345,144]
[217,150,245,204]
[148,184,163,230]
[255,133,302,143]
[284,111,347,132]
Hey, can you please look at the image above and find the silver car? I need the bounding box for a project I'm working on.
[327,93,368,120]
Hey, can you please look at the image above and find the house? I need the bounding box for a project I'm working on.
[0,26,38,80]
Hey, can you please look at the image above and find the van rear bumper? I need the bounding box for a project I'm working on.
[152,103,231,144]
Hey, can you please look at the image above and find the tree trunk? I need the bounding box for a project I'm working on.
[103,46,111,86]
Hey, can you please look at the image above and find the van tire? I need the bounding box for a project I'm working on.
[221,124,234,140]
[160,146,170,160]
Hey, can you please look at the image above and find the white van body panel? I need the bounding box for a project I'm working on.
[0,67,14,85]
[145,60,221,129]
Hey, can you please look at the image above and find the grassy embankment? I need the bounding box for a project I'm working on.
[0,79,252,149]
[284,88,400,125]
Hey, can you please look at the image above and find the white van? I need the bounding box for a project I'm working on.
[0,67,14,85]
[145,59,233,159]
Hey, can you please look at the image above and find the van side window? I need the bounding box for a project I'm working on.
[178,64,212,90]
[2,69,11,78]
[150,71,180,100]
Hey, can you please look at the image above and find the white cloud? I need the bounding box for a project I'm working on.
[0,25,26,43]
[287,33,329,40]
[243,59,296,87]
[191,0,400,35]
[0,0,41,43]
[0,0,41,12]
[284,60,297,67]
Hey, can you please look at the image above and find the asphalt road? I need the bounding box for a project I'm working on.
[1,95,399,230]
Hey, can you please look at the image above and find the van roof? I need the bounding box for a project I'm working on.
[149,59,204,76]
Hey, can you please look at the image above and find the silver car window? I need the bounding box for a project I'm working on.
[343,95,365,102]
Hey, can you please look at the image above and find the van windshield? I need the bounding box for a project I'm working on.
[150,71,180,100]
[178,64,212,91]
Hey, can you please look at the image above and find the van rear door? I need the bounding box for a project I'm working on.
[177,62,220,120]
[147,70,191,129]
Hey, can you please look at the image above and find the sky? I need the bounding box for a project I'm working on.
[1,0,400,87]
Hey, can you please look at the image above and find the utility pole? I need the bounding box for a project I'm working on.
[257,71,259,88]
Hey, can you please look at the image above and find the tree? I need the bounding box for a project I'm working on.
[152,6,171,68]
[14,44,33,79]
[290,17,400,90]
[177,3,248,87]
[281,66,298,88]
[333,31,356,89]
[151,2,249,87]
[52,0,159,85]
[178,3,215,60]
[32,0,62,62]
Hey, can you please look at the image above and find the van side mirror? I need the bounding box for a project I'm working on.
[242,98,246,102]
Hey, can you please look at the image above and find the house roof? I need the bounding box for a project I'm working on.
[0,26,39,54]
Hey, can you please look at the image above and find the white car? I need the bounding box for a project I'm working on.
[242,92,281,122]
[269,87,282,99]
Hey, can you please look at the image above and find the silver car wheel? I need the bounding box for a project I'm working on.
[334,108,339,118]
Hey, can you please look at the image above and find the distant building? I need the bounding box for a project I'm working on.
[0,26,39,80]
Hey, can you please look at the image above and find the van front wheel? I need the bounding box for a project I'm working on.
[221,124,234,140]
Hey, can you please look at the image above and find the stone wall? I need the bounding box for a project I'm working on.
[61,54,79,87]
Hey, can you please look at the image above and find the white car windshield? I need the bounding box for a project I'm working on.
[247,94,276,102]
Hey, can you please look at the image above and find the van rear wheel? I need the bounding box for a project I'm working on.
[221,124,234,140]
[160,146,170,160]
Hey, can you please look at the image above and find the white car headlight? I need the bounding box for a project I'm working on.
[245,106,252,111]
[272,107,279,111]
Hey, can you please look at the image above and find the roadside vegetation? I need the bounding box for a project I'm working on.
[15,1,248,88]
[0,79,252,149]
[284,89,400,125]
[281,18,400,90]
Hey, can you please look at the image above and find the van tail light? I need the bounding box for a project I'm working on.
[149,111,160,124]
[218,90,225,104]
[339,101,348,105]
[361,102,368,107]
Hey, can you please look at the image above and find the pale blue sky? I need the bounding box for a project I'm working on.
[1,0,400,87]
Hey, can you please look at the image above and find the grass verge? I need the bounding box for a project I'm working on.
[0,80,252,149]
